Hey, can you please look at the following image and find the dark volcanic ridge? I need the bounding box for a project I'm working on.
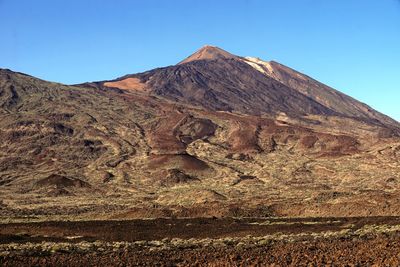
[90,46,399,128]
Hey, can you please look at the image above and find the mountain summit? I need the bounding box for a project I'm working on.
[178,45,237,64]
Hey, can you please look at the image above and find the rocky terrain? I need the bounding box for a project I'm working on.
[1,45,400,265]
[1,45,400,222]
[2,217,400,266]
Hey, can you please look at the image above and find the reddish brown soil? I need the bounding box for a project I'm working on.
[148,154,209,172]
[0,217,360,242]
[1,217,400,266]
[3,237,399,266]
[103,78,146,91]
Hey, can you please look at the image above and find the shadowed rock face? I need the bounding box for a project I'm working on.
[242,58,399,127]
[35,174,90,188]
[1,46,400,220]
[134,59,337,117]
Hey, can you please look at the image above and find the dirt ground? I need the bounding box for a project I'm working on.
[1,217,400,266]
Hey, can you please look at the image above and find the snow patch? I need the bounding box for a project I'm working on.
[242,57,275,75]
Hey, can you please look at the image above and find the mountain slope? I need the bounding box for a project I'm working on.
[99,46,399,130]
[1,46,400,221]
[128,58,337,116]
[242,57,398,127]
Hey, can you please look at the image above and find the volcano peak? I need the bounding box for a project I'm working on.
[178,45,237,64]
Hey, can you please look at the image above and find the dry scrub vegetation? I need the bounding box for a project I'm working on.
[1,69,400,221]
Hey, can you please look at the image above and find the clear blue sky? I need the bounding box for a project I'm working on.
[1,0,399,121]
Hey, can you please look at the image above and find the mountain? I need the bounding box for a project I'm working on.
[1,46,400,221]
[96,46,398,128]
